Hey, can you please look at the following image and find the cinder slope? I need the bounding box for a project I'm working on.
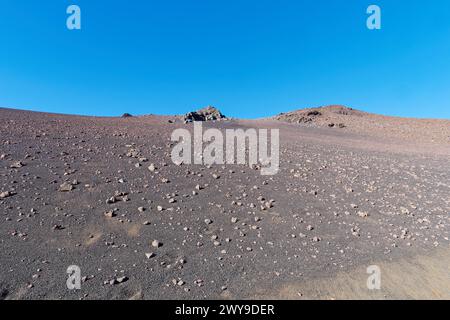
[0,107,449,300]
[275,105,450,144]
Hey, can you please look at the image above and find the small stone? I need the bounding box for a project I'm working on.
[357,211,369,218]
[152,240,162,248]
[106,197,116,204]
[0,191,12,199]
[10,161,24,168]
[148,164,157,172]
[110,276,128,285]
[351,227,360,237]
[116,276,128,283]
[59,182,73,192]
[104,210,116,218]
[400,207,410,215]
[145,252,155,259]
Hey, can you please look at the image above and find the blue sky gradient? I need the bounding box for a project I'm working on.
[1,0,450,118]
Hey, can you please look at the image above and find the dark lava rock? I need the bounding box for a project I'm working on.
[307,110,322,116]
[184,106,226,122]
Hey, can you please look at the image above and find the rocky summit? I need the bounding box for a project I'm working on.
[184,106,226,122]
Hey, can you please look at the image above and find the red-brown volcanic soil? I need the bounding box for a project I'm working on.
[1,106,449,300]
[276,105,450,145]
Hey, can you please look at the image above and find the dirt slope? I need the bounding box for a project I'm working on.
[275,105,450,145]
[1,107,449,300]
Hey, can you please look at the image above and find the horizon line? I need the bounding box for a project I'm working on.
[1,104,449,122]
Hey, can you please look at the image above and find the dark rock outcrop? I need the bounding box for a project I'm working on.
[184,106,226,122]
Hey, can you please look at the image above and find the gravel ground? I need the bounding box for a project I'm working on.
[1,107,449,300]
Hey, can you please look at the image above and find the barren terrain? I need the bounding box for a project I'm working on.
[1,106,449,300]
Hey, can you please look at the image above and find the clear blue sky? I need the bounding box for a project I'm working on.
[1,0,450,119]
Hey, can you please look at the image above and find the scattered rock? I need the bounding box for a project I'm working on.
[357,211,369,218]
[184,106,226,122]
[400,207,410,215]
[152,240,162,248]
[0,191,13,199]
[104,210,116,218]
[110,276,128,285]
[59,182,74,192]
[10,161,24,168]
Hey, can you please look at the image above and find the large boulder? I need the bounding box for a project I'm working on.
[184,106,226,122]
